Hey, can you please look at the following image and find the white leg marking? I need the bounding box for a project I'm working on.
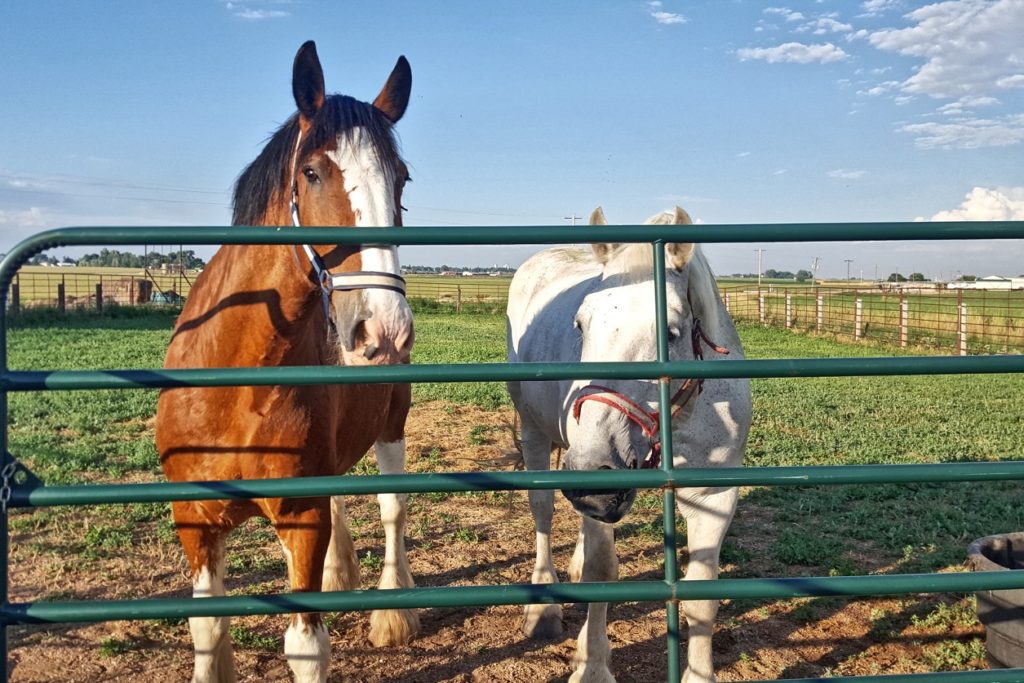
[322,496,360,592]
[368,438,419,646]
[190,559,237,683]
[284,617,330,683]
[570,516,617,683]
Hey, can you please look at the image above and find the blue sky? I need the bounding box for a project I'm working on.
[1,1,1022,279]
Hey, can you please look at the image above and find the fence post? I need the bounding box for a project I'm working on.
[456,285,462,315]
[95,283,103,312]
[129,277,135,306]
[724,292,730,314]
[855,298,863,340]
[758,293,765,324]
[816,294,823,333]
[785,294,792,329]
[9,284,18,315]
[57,282,66,313]
[900,295,909,348]
[960,302,968,356]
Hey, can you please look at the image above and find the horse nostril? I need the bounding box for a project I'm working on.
[363,342,379,360]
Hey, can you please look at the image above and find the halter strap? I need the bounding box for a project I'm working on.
[287,129,408,328]
[571,318,728,469]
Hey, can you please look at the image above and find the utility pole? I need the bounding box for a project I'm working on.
[811,257,820,281]
[564,214,581,226]
[844,259,854,281]
[754,249,765,289]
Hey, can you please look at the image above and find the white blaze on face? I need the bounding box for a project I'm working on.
[326,127,412,359]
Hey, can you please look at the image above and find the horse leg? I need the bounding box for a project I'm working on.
[276,500,332,683]
[677,486,739,683]
[322,495,359,592]
[568,526,585,584]
[569,515,618,683]
[368,437,420,647]
[520,419,562,639]
[173,503,237,683]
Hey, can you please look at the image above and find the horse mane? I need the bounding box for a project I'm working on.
[232,95,404,226]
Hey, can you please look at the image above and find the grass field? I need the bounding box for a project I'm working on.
[4,309,1022,677]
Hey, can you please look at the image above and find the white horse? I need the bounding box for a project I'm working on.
[506,207,752,683]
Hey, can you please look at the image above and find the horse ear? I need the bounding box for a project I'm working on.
[373,56,412,123]
[589,207,616,264]
[667,206,695,270]
[671,205,693,225]
[293,41,326,120]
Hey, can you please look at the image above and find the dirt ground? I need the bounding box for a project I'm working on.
[7,402,986,682]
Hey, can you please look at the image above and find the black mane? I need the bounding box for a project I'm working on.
[231,95,403,226]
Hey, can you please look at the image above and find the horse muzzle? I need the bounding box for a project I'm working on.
[561,484,636,524]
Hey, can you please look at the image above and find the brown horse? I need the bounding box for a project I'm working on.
[155,41,417,682]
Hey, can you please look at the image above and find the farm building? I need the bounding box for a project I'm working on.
[948,275,1024,290]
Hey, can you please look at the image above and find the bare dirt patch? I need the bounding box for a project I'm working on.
[8,401,986,681]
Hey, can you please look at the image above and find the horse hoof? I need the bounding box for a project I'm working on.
[368,608,419,647]
[568,664,616,683]
[522,604,563,639]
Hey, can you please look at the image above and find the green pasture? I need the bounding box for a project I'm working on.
[3,307,1022,672]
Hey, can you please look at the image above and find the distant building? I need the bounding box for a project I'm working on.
[948,276,1024,290]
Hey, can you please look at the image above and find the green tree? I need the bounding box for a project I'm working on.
[887,273,907,282]
[908,272,927,282]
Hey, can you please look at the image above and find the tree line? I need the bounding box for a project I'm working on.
[28,249,206,269]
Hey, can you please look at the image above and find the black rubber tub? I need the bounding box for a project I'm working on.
[968,532,1024,668]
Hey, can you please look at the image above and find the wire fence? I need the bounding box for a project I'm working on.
[8,270,194,311]
[721,285,1024,355]
[9,270,1024,355]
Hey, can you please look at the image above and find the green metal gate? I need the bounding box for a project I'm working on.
[2,221,1024,682]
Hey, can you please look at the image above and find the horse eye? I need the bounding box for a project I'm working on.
[303,167,320,184]
[668,328,681,342]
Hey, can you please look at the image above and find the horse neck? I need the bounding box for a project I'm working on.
[180,194,326,365]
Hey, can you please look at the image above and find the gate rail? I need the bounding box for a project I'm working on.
[2,221,1024,682]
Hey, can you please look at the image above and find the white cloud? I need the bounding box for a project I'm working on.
[899,114,1024,149]
[937,96,1001,116]
[864,0,1024,99]
[860,0,900,16]
[225,2,291,20]
[0,207,48,229]
[765,7,805,22]
[235,8,289,20]
[651,10,687,25]
[798,17,853,34]
[921,187,1024,221]
[738,42,849,64]
[828,169,866,179]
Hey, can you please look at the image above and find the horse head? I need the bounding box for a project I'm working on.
[234,41,414,366]
[561,206,723,523]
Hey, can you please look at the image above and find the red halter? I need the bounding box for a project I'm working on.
[571,318,729,469]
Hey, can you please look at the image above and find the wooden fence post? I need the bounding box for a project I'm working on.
[57,283,66,313]
[785,294,792,329]
[900,296,909,348]
[456,285,462,315]
[855,298,863,340]
[960,302,968,356]
[96,283,103,312]
[816,294,823,333]
[10,284,19,315]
